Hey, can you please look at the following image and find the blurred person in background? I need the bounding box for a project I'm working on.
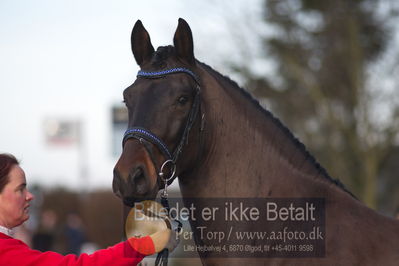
[32,209,58,252]
[64,213,86,255]
[0,153,178,265]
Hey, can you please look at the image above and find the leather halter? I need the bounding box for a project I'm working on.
[122,67,200,265]
[122,67,201,187]
[121,67,202,266]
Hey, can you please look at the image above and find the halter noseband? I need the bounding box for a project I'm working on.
[122,67,201,189]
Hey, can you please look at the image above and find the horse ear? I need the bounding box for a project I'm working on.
[131,20,155,66]
[173,18,195,65]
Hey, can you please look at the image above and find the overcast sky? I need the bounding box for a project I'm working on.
[0,0,263,190]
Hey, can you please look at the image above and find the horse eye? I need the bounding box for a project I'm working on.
[178,96,189,105]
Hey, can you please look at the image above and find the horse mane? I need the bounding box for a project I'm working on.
[198,62,356,199]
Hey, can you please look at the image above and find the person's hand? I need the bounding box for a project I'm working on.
[150,227,180,253]
[124,200,181,254]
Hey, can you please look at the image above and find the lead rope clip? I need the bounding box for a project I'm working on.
[159,159,176,198]
[161,180,168,198]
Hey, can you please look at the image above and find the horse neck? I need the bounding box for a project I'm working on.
[180,63,349,200]
[177,64,399,265]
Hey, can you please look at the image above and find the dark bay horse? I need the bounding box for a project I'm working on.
[113,18,399,265]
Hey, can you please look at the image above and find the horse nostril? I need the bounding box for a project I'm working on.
[130,167,141,184]
[129,167,147,194]
[132,167,144,179]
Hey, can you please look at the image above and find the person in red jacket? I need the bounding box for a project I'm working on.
[0,153,178,266]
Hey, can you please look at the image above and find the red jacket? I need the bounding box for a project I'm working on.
[0,232,154,266]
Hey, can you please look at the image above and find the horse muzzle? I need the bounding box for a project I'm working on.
[113,139,159,206]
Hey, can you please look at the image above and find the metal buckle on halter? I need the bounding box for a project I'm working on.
[159,159,177,197]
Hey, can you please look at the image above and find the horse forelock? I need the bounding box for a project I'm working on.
[198,62,356,199]
[150,46,175,68]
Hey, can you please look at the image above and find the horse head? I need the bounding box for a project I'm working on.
[113,19,202,206]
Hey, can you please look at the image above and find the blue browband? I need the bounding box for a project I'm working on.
[137,67,200,84]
